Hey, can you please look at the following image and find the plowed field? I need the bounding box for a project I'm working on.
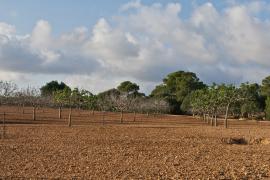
[0,106,270,179]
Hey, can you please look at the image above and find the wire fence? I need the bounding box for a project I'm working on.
[1,105,270,139]
[0,105,207,126]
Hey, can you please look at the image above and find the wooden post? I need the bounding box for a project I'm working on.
[32,106,36,121]
[211,114,214,126]
[59,107,62,119]
[2,112,6,139]
[68,109,72,127]
[120,110,123,123]
[133,111,136,122]
[147,112,149,118]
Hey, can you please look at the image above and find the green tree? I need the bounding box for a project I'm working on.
[261,76,270,119]
[53,87,72,107]
[164,71,206,102]
[80,89,97,110]
[266,97,270,120]
[261,76,270,97]
[151,71,206,114]
[41,81,70,97]
[117,81,139,94]
[239,83,262,119]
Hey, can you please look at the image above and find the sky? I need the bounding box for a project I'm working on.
[0,0,270,94]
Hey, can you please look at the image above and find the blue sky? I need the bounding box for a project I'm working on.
[0,0,249,35]
[0,0,270,93]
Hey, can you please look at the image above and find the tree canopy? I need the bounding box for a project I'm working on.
[151,71,206,113]
[40,81,70,97]
[117,81,139,94]
[261,76,270,97]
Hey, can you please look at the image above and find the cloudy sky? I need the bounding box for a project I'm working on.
[0,0,270,94]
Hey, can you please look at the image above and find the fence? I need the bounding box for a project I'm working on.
[0,105,185,127]
[1,105,270,139]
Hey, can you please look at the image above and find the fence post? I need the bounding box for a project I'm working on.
[2,112,6,139]
[33,106,36,121]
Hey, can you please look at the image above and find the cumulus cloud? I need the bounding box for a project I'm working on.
[0,1,270,93]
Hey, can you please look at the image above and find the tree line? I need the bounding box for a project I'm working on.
[0,70,269,121]
[150,71,270,121]
[0,80,170,115]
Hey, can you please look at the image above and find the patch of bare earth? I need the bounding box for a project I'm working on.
[0,123,270,179]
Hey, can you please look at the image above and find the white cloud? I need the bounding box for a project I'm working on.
[31,20,52,49]
[0,22,16,36]
[120,0,142,11]
[0,1,270,94]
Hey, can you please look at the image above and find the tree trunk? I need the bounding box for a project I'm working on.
[211,114,214,126]
[102,111,105,125]
[68,112,72,127]
[120,110,123,123]
[33,106,36,121]
[224,104,230,128]
[133,111,136,122]
[214,113,217,127]
[68,108,72,127]
[2,112,6,139]
[59,106,62,119]
[22,104,25,114]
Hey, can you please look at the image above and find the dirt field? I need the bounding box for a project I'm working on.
[0,106,270,179]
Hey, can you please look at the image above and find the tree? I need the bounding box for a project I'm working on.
[164,71,206,102]
[0,81,18,105]
[53,87,72,107]
[151,71,206,114]
[97,89,120,111]
[40,81,70,97]
[189,84,252,127]
[261,76,270,119]
[239,83,262,119]
[261,76,270,97]
[0,81,18,97]
[117,81,139,94]
[218,85,239,128]
[266,97,270,120]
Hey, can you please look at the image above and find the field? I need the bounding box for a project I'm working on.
[0,106,270,179]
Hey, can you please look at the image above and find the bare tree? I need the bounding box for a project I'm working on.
[110,92,139,123]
